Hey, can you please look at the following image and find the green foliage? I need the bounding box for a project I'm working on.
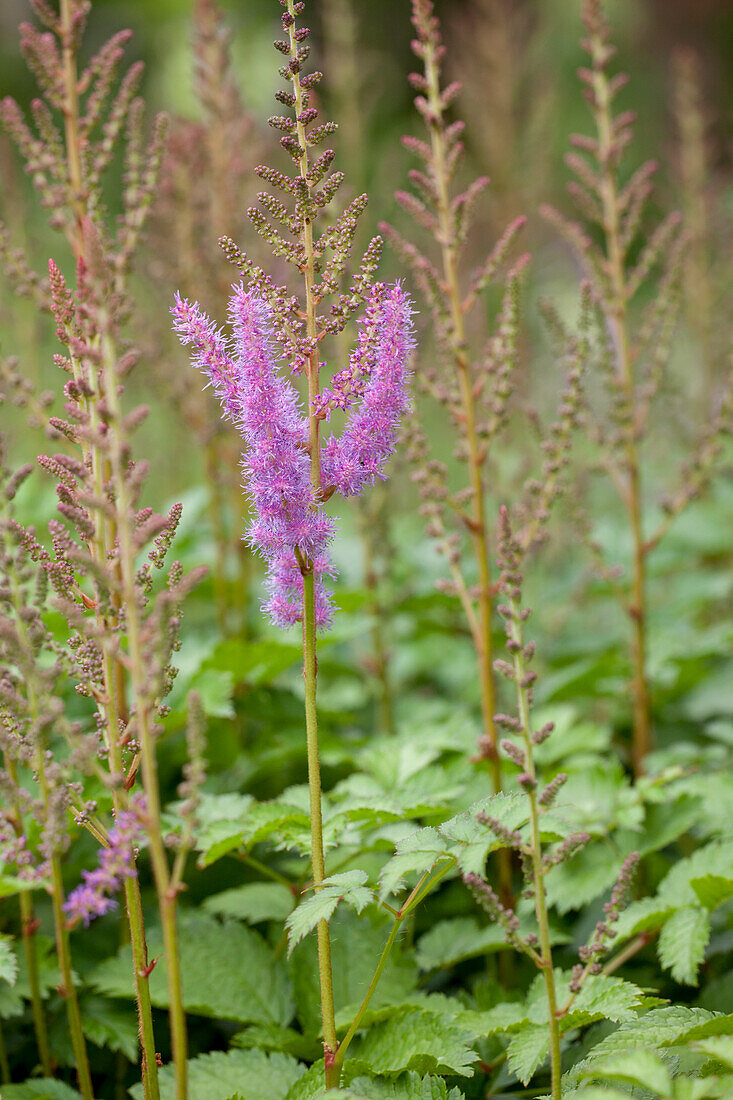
[129,1049,304,1100]
[286,871,374,954]
[92,913,293,1027]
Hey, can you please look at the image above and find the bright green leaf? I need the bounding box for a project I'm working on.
[129,1048,304,1100]
[577,1049,673,1094]
[506,1023,550,1085]
[92,914,293,1026]
[658,906,710,985]
[351,1007,477,1077]
[204,882,295,923]
[286,871,374,955]
[415,918,507,970]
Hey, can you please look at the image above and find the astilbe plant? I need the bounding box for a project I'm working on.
[464,507,640,1100]
[385,0,584,905]
[0,443,94,1086]
[172,0,415,1087]
[0,2,206,1097]
[542,0,733,775]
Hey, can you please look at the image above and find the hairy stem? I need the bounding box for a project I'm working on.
[590,31,651,774]
[4,750,53,1077]
[507,594,562,1099]
[19,889,53,1077]
[422,32,501,793]
[302,569,338,1086]
[57,8,162,1089]
[102,330,188,1099]
[48,852,95,1100]
[5,549,93,1097]
[287,1,337,1085]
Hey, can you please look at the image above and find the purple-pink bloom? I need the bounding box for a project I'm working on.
[322,282,415,498]
[64,797,145,928]
[172,281,414,630]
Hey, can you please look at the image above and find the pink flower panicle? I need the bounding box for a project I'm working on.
[63,796,146,927]
[322,282,415,498]
[172,282,414,630]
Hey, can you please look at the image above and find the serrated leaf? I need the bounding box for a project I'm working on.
[0,1083,81,1099]
[129,1048,304,1100]
[577,1049,672,1093]
[415,918,506,970]
[351,1007,477,1077]
[0,934,18,985]
[345,1073,465,1099]
[565,1006,721,1084]
[658,906,710,984]
[293,911,419,1035]
[544,841,630,914]
[690,874,733,910]
[613,897,676,943]
[80,994,138,1060]
[379,828,450,900]
[695,1036,733,1070]
[286,871,374,955]
[563,975,647,1029]
[439,793,528,875]
[204,882,295,923]
[92,913,293,1026]
[506,1023,550,1085]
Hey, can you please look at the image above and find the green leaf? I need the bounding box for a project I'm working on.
[506,1023,550,1085]
[690,874,733,910]
[415,918,507,970]
[344,1073,465,1099]
[80,994,138,1060]
[292,911,418,1035]
[658,906,710,984]
[562,975,648,1030]
[439,793,528,875]
[129,1049,304,1100]
[565,1006,721,1085]
[695,1036,733,1070]
[544,842,630,914]
[286,871,374,954]
[0,933,18,985]
[204,882,295,924]
[191,668,235,717]
[577,1050,673,1094]
[350,1007,477,1077]
[0,1083,81,1099]
[92,913,293,1026]
[378,828,450,901]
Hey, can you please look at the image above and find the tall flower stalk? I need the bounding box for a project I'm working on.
[1,1,202,1096]
[465,507,638,1100]
[174,11,414,1088]
[543,0,732,774]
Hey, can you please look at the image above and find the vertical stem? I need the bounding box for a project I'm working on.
[102,331,188,1099]
[48,854,95,1100]
[423,39,502,792]
[4,552,93,1097]
[19,890,53,1077]
[5,753,53,1078]
[286,2,338,1084]
[591,49,651,774]
[302,569,339,1086]
[508,595,562,1100]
